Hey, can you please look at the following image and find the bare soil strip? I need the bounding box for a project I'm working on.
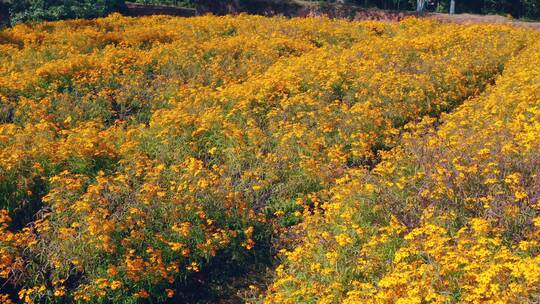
[431,13,540,29]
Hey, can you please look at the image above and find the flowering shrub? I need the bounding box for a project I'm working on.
[266,40,540,303]
[0,14,538,303]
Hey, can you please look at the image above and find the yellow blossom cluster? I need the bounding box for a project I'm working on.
[0,13,538,303]
[266,39,540,303]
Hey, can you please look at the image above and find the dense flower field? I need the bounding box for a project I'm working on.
[266,38,540,304]
[0,14,538,303]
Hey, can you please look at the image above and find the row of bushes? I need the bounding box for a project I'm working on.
[266,37,540,304]
[1,15,537,303]
[0,14,397,303]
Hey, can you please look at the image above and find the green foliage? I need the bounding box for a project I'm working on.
[3,0,126,25]
[522,0,540,19]
[0,2,8,26]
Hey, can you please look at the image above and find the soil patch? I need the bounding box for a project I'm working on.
[430,13,540,29]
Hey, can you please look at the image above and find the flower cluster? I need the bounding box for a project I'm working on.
[266,39,540,303]
[0,13,538,303]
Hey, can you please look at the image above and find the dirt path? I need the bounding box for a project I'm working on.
[431,13,540,29]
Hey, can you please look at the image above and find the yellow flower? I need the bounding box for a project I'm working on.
[110,281,122,290]
[335,233,353,246]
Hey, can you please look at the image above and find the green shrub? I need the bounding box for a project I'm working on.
[4,0,126,25]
